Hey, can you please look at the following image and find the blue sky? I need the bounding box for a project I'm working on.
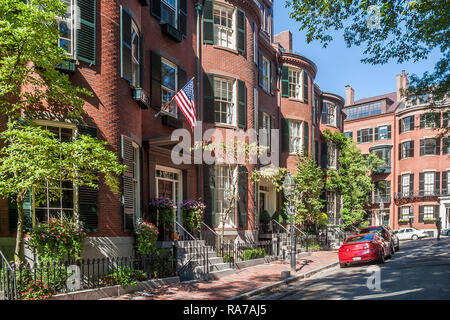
[273,2,443,101]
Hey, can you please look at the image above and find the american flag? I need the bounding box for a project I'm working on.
[173,78,197,129]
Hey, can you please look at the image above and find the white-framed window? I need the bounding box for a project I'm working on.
[214,4,235,49]
[215,165,237,226]
[424,172,435,195]
[327,104,336,126]
[131,21,140,87]
[161,58,178,116]
[327,142,337,169]
[402,174,410,196]
[261,56,270,92]
[261,112,271,147]
[58,0,75,57]
[401,206,410,220]
[161,0,177,28]
[423,205,434,219]
[288,68,302,99]
[34,123,76,223]
[289,120,302,154]
[214,77,235,125]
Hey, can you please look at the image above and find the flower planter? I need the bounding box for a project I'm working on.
[398,220,410,225]
[423,220,436,224]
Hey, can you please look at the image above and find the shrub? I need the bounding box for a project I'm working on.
[272,211,287,224]
[150,198,176,234]
[100,265,148,288]
[217,252,234,263]
[135,219,159,255]
[242,248,267,261]
[148,249,176,279]
[28,217,86,261]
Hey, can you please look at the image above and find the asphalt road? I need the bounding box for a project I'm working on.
[250,236,450,300]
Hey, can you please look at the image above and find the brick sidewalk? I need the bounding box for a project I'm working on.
[100,250,338,300]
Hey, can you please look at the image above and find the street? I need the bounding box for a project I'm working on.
[250,237,450,300]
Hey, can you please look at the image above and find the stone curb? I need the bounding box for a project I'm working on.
[50,276,180,300]
[227,261,339,300]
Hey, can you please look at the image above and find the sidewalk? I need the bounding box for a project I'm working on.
[100,250,338,300]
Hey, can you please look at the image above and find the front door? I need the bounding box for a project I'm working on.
[155,166,182,228]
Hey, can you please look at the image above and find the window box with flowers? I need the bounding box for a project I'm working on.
[423,218,436,224]
[398,219,410,225]
[181,200,205,238]
[149,198,176,241]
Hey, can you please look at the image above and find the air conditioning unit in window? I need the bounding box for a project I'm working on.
[132,87,149,109]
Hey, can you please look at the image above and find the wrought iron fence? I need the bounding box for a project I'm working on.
[0,249,177,300]
[218,240,272,264]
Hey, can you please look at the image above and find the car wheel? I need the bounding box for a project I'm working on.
[378,249,385,264]
[412,235,418,240]
[447,231,450,236]
[340,263,347,268]
[395,245,400,252]
[390,245,395,255]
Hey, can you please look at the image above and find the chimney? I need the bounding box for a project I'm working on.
[397,70,409,101]
[345,85,354,106]
[274,30,292,51]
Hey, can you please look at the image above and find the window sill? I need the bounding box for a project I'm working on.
[212,45,239,55]
[214,122,238,130]
[288,97,305,103]
[420,154,439,157]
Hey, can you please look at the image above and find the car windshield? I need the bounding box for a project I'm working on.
[345,234,374,244]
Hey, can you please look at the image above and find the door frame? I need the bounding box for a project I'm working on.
[155,165,183,225]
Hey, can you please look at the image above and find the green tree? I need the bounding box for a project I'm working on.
[323,130,383,230]
[0,0,89,117]
[286,0,449,119]
[291,153,327,228]
[0,121,126,265]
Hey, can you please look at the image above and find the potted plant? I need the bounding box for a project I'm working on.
[149,198,176,241]
[398,218,410,224]
[259,210,271,234]
[180,200,205,238]
[423,217,436,224]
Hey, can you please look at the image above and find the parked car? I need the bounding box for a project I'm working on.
[394,227,428,241]
[360,225,399,254]
[339,233,391,268]
[441,228,450,236]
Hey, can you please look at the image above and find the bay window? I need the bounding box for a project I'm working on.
[288,68,302,99]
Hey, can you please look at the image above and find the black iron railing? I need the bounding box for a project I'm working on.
[0,250,17,300]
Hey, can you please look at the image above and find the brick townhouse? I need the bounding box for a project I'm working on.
[343,71,450,235]
[0,0,346,259]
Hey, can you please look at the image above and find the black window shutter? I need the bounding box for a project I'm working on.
[203,73,215,123]
[238,165,248,228]
[410,173,414,194]
[203,165,216,228]
[443,171,448,195]
[399,143,402,160]
[436,138,441,155]
[78,125,99,232]
[435,172,440,194]
[322,102,328,125]
[237,79,247,129]
[368,128,373,141]
[419,172,425,196]
[357,130,361,143]
[281,118,290,152]
[150,0,161,19]
[398,175,401,194]
[399,119,402,134]
[258,50,263,88]
[321,142,328,168]
[443,138,449,155]
[177,66,187,91]
[303,70,308,103]
[374,127,379,141]
[77,0,96,65]
[139,37,145,88]
[281,65,289,97]
[387,125,392,139]
[398,207,401,220]
[8,190,32,233]
[121,136,135,232]
[236,9,246,55]
[150,51,162,109]
[120,6,132,82]
[410,116,415,131]
[410,141,414,158]
[419,206,424,223]
[202,0,214,44]
[420,139,425,156]
[303,121,309,155]
[178,0,187,38]
[420,114,425,128]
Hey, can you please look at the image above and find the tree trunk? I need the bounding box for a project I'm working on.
[14,196,25,266]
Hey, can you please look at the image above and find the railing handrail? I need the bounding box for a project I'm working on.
[175,221,198,241]
[0,250,12,270]
[272,219,290,234]
[292,224,307,237]
[201,221,219,237]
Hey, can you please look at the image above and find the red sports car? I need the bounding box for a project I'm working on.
[338,233,391,268]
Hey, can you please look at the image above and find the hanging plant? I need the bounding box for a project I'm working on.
[28,216,86,262]
[149,198,176,235]
[180,200,205,234]
[135,219,159,255]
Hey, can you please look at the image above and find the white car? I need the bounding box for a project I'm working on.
[394,228,428,241]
